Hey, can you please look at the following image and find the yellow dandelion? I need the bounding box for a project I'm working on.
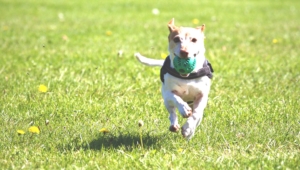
[38,84,48,93]
[106,31,112,36]
[29,126,40,134]
[272,38,278,44]
[17,130,25,135]
[99,128,109,134]
[177,148,183,153]
[163,154,170,159]
[160,52,168,59]
[62,35,69,41]
[192,18,199,25]
[2,26,9,31]
[257,144,263,148]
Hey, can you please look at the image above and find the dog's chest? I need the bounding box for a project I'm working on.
[163,75,211,101]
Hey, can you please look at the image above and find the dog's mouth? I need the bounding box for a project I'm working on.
[173,53,196,77]
[180,73,190,77]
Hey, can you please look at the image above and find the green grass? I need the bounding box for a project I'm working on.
[1,0,299,169]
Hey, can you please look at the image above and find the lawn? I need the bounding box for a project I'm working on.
[0,0,299,169]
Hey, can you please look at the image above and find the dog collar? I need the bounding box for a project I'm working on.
[160,56,214,83]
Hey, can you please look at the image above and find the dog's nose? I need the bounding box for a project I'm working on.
[180,50,189,58]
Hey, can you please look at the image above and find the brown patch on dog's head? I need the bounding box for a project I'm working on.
[167,19,205,43]
[167,18,180,44]
[197,24,205,32]
[168,29,180,42]
[168,18,177,32]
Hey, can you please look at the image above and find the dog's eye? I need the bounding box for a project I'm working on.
[191,38,197,43]
[173,37,181,43]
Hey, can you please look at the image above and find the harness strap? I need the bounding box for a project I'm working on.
[160,56,214,83]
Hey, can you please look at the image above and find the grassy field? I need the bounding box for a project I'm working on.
[1,0,299,169]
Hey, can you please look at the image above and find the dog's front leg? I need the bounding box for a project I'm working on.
[163,90,192,132]
[181,93,209,140]
[164,101,180,132]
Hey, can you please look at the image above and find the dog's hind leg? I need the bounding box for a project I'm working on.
[181,93,208,140]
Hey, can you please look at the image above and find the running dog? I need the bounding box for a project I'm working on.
[135,18,213,140]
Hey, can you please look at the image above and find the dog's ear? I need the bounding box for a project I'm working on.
[168,18,177,32]
[197,24,205,32]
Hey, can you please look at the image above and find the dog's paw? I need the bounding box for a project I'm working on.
[181,119,196,140]
[181,125,195,140]
[169,124,180,132]
[178,103,192,118]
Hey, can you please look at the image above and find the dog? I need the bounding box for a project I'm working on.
[135,18,213,140]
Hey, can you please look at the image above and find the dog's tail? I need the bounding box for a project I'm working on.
[135,53,164,67]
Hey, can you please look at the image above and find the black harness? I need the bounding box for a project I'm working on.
[160,56,214,83]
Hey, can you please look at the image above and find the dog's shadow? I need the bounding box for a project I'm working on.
[86,132,165,151]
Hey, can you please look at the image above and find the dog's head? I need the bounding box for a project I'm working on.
[167,18,206,76]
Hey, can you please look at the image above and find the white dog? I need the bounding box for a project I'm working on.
[135,18,213,140]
